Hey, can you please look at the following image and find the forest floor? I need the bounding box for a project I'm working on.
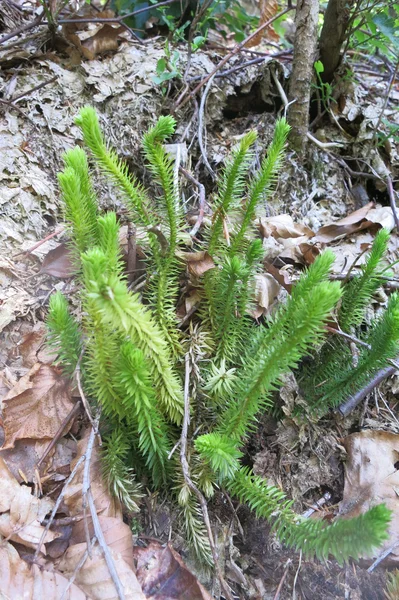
[1,9,399,600]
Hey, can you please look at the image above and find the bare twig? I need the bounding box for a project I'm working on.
[14,227,64,258]
[37,401,82,469]
[338,364,398,417]
[75,347,100,441]
[180,354,233,600]
[56,0,179,25]
[179,166,206,236]
[198,74,217,180]
[0,14,43,44]
[273,559,291,600]
[34,454,86,560]
[11,76,58,102]
[367,538,399,572]
[174,7,293,110]
[87,489,126,600]
[60,536,97,600]
[386,175,399,231]
[82,417,100,557]
[325,325,371,349]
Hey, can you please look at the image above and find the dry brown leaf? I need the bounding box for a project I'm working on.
[0,541,88,600]
[64,428,122,521]
[81,25,125,60]
[251,273,280,318]
[70,516,134,570]
[179,250,215,277]
[57,543,145,600]
[314,202,395,243]
[1,363,75,449]
[0,456,58,550]
[260,214,314,240]
[17,322,48,368]
[134,541,213,600]
[40,242,75,278]
[246,0,280,47]
[340,430,399,562]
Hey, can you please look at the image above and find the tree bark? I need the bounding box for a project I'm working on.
[319,0,355,83]
[287,0,319,155]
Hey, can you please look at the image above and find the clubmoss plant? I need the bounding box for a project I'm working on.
[47,106,391,567]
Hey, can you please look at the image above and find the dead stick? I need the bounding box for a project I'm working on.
[75,347,101,442]
[37,401,82,469]
[0,14,43,44]
[325,326,371,349]
[179,166,206,236]
[180,354,233,600]
[338,364,397,417]
[11,76,58,102]
[174,7,293,110]
[60,536,97,600]
[56,0,179,24]
[387,175,399,231]
[14,227,64,258]
[34,454,86,559]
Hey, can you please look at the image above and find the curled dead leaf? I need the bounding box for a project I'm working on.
[179,250,215,277]
[40,242,75,278]
[251,273,280,318]
[134,541,213,600]
[340,430,399,563]
[314,203,395,243]
[1,363,75,449]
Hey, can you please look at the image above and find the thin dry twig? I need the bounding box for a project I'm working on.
[13,227,64,259]
[0,14,43,44]
[60,536,97,600]
[386,174,399,231]
[198,74,217,180]
[34,454,86,560]
[174,6,293,110]
[75,348,101,442]
[82,416,100,558]
[338,363,398,417]
[273,559,291,600]
[37,401,82,469]
[325,325,371,349]
[56,0,178,26]
[180,354,233,600]
[179,166,206,236]
[11,75,58,102]
[367,538,399,572]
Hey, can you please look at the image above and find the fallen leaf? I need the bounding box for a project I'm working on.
[40,242,75,278]
[18,322,48,368]
[340,430,399,562]
[71,516,134,570]
[81,25,125,60]
[57,543,145,600]
[0,457,58,550]
[260,214,315,240]
[179,251,215,277]
[1,363,75,449]
[0,289,31,332]
[0,541,88,599]
[314,203,395,243]
[251,273,280,318]
[134,541,213,600]
[246,0,280,46]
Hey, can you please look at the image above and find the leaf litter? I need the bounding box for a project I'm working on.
[0,9,399,598]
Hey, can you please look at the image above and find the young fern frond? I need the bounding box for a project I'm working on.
[208,130,257,255]
[47,292,82,377]
[101,428,143,512]
[218,259,342,442]
[75,106,151,226]
[115,342,171,487]
[339,228,390,331]
[230,118,290,256]
[81,248,184,424]
[311,292,399,409]
[228,467,391,563]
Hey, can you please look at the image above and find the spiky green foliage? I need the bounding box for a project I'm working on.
[385,569,399,600]
[101,428,143,512]
[114,342,171,486]
[230,118,290,256]
[302,229,399,412]
[75,106,151,226]
[208,130,257,255]
[194,433,242,481]
[47,108,391,570]
[58,148,99,259]
[81,248,184,425]
[217,255,342,442]
[311,292,399,409]
[228,467,391,563]
[47,291,82,376]
[339,228,390,331]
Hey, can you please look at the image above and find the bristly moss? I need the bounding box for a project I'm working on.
[46,107,392,567]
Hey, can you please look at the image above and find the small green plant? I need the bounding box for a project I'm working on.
[313,60,335,112]
[47,106,391,568]
[385,569,399,600]
[302,228,399,412]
